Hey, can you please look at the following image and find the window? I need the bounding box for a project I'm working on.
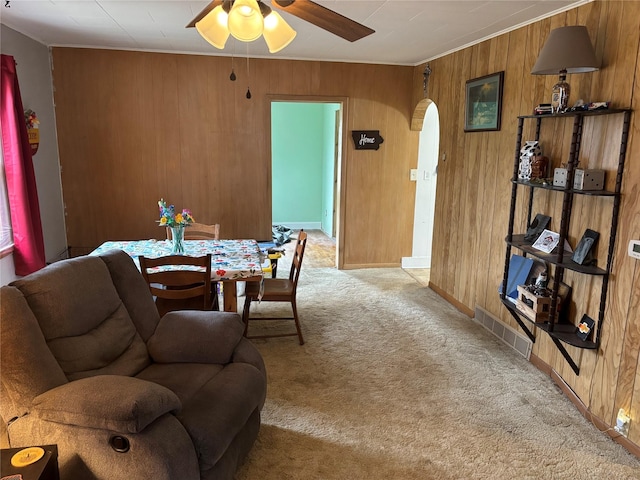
[0,148,13,255]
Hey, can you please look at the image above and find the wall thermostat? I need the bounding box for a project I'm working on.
[629,240,640,260]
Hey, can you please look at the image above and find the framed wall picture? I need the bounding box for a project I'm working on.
[464,71,504,132]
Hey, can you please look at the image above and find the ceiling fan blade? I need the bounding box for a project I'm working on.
[186,0,223,28]
[273,0,375,42]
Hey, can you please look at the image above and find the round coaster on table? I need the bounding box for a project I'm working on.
[10,446,45,467]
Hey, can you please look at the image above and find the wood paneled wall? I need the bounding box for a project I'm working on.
[51,49,418,267]
[416,1,640,444]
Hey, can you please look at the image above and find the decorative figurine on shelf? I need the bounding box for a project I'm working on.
[518,141,542,181]
[530,155,549,179]
[535,270,548,289]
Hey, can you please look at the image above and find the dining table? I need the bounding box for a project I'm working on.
[90,239,265,313]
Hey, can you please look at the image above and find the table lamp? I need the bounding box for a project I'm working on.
[531,26,599,113]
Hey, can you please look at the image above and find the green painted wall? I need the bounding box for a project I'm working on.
[271,102,339,235]
[321,104,340,235]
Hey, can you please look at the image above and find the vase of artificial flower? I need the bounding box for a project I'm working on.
[157,199,194,255]
[170,225,185,254]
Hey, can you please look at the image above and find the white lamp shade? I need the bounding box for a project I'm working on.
[531,26,599,75]
[263,11,297,53]
[195,5,230,49]
[228,0,264,42]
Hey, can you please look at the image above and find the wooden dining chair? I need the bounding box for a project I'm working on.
[166,222,221,310]
[139,254,212,317]
[167,222,220,240]
[242,230,308,345]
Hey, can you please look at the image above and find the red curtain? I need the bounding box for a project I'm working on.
[0,54,46,276]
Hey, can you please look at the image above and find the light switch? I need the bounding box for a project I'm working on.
[410,169,418,181]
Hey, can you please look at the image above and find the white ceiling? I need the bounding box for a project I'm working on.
[1,0,587,66]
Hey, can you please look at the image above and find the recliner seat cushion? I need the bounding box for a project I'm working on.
[11,256,150,380]
[137,362,266,467]
[137,363,225,403]
[179,362,266,468]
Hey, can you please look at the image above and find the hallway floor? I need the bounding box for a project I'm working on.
[278,229,430,286]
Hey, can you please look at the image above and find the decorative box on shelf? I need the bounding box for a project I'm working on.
[553,167,568,187]
[516,285,561,323]
[573,169,605,191]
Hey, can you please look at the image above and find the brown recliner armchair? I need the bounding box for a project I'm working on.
[0,249,267,480]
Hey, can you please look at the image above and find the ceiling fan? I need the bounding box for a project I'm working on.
[186,0,375,43]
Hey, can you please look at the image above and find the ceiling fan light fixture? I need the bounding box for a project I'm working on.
[195,5,230,49]
[228,0,264,42]
[188,0,374,51]
[263,10,297,53]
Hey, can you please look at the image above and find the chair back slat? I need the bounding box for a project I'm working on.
[148,283,207,300]
[148,269,208,287]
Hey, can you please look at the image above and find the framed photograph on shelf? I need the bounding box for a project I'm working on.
[464,71,504,132]
[524,213,552,244]
[572,229,599,265]
[576,314,596,342]
[532,229,560,254]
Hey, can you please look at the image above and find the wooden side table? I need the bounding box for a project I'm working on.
[0,445,59,480]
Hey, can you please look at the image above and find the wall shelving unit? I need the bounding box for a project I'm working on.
[499,108,632,375]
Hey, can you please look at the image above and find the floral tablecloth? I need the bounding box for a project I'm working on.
[90,239,265,281]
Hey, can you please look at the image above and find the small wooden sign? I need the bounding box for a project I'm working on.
[27,128,40,155]
[351,130,384,150]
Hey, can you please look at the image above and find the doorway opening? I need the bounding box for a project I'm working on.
[269,97,347,269]
[403,100,439,272]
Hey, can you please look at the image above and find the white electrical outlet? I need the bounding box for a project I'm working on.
[614,408,630,436]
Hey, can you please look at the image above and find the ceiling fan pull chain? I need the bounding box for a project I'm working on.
[246,44,252,99]
[230,47,236,81]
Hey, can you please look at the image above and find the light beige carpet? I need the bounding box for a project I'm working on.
[235,267,640,479]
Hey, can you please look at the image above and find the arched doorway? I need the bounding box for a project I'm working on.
[402,99,439,268]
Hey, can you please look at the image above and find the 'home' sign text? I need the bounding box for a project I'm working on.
[351,130,384,150]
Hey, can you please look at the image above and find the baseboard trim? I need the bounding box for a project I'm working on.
[428,281,474,317]
[342,263,400,270]
[528,352,552,376]
[401,256,431,268]
[530,353,640,459]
